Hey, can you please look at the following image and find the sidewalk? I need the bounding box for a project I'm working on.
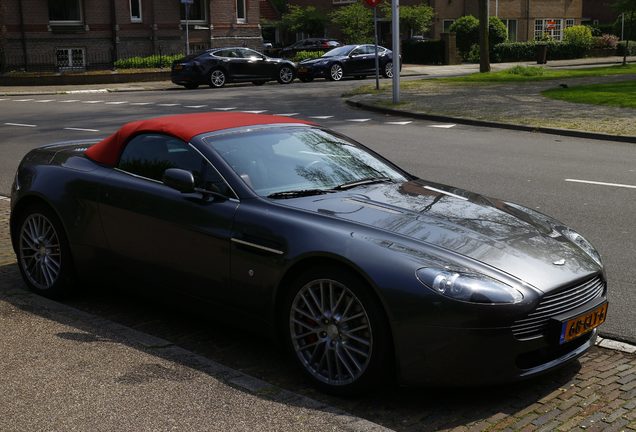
[1,192,636,431]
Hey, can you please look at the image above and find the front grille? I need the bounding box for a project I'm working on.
[512,275,605,339]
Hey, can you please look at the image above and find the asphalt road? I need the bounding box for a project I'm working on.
[0,78,634,343]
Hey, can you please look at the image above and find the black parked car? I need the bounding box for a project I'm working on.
[297,44,397,82]
[11,113,608,395]
[171,47,296,89]
[279,38,341,59]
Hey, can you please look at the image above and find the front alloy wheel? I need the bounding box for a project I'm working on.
[286,267,391,394]
[17,204,75,298]
[328,64,344,81]
[383,62,393,78]
[209,69,226,88]
[278,66,295,84]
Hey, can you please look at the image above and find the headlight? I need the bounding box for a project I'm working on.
[561,228,602,266]
[416,268,524,304]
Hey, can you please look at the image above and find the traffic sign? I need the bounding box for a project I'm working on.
[365,0,382,7]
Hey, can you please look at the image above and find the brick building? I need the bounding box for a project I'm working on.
[0,0,263,72]
[582,0,620,26]
[286,0,582,44]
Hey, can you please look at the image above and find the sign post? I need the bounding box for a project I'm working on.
[365,0,382,90]
[181,0,193,55]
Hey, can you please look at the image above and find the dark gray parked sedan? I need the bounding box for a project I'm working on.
[10,113,608,394]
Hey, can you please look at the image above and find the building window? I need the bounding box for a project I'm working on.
[565,19,575,29]
[504,19,517,42]
[535,18,563,41]
[443,20,455,33]
[180,0,207,23]
[130,0,142,22]
[56,48,85,70]
[236,0,246,23]
[48,0,82,24]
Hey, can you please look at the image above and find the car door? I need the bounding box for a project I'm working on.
[217,48,247,80]
[345,46,369,75]
[238,48,274,79]
[98,133,239,301]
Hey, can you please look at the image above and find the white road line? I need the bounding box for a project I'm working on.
[105,101,128,105]
[213,107,237,111]
[385,121,412,125]
[158,103,180,107]
[64,127,100,132]
[565,179,636,190]
[185,105,207,108]
[59,100,80,103]
[429,124,456,129]
[82,100,103,104]
[14,99,34,102]
[0,195,10,202]
[0,99,7,101]
[308,115,334,119]
[241,110,267,114]
[35,99,55,103]
[347,118,371,122]
[4,122,37,127]
[276,113,299,117]
[68,89,108,94]
[130,102,153,105]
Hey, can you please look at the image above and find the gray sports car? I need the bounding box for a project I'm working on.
[10,113,608,394]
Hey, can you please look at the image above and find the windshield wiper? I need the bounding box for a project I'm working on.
[334,177,392,191]
[267,189,337,199]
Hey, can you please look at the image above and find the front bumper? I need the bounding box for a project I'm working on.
[171,69,198,86]
[297,64,328,79]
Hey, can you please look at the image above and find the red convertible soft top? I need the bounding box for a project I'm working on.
[84,112,312,167]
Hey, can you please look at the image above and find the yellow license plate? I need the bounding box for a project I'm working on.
[560,302,608,344]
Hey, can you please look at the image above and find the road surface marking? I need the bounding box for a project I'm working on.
[158,103,180,107]
[213,107,237,111]
[385,121,412,125]
[68,89,108,94]
[276,113,299,116]
[565,179,636,190]
[130,102,153,105]
[242,110,267,114]
[0,99,7,101]
[14,99,34,102]
[64,127,100,132]
[35,99,55,103]
[429,124,456,128]
[0,196,10,201]
[4,123,37,127]
[185,105,207,108]
[347,118,371,122]
[59,100,80,103]
[82,100,103,104]
[309,116,333,119]
[105,101,128,105]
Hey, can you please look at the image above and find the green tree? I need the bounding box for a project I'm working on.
[280,5,327,37]
[449,15,507,59]
[381,3,434,38]
[330,2,374,44]
[613,0,636,64]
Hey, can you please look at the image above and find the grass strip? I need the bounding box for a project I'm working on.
[542,80,636,109]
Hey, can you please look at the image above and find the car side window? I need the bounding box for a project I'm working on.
[118,134,234,197]
[351,47,363,56]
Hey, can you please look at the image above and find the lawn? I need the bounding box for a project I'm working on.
[542,80,636,109]
[439,64,636,83]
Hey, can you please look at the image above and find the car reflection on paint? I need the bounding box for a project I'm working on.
[10,113,607,395]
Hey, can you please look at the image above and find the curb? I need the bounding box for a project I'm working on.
[345,98,636,144]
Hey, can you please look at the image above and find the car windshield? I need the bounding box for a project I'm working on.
[204,126,407,197]
[322,46,354,57]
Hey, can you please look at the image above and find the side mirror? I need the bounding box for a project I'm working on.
[163,168,195,193]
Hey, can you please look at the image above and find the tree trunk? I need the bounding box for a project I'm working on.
[479,0,490,72]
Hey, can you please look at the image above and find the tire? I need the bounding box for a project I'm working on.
[209,69,227,88]
[277,66,295,84]
[299,76,314,83]
[327,63,344,81]
[252,80,266,86]
[184,83,199,89]
[16,203,75,299]
[382,62,393,78]
[283,266,392,395]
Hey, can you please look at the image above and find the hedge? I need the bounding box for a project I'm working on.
[115,54,183,69]
[292,50,325,62]
[402,39,445,64]
[494,41,591,62]
[617,41,636,56]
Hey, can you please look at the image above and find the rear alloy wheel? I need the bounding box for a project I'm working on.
[285,267,391,395]
[209,69,227,88]
[277,66,295,84]
[17,204,75,299]
[383,62,393,78]
[328,64,344,81]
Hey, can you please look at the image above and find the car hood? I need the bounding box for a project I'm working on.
[280,180,600,292]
